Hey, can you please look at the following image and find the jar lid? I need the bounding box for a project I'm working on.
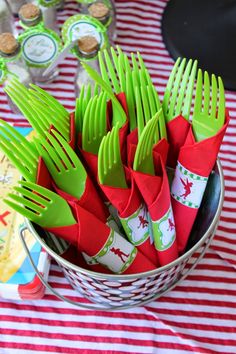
[78,35,99,57]
[19,4,42,26]
[0,33,19,56]
[88,2,110,20]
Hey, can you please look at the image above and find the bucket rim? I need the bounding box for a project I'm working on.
[25,159,224,280]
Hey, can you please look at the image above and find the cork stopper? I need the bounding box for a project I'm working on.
[0,33,19,55]
[78,36,99,56]
[19,4,41,20]
[88,2,110,20]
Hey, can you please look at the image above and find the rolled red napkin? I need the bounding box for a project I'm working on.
[45,204,157,274]
[166,115,191,169]
[132,139,179,266]
[52,175,110,224]
[99,167,159,266]
[171,112,230,254]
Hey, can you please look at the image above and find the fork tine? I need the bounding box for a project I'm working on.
[193,69,203,117]
[3,197,40,220]
[137,52,152,85]
[29,83,68,117]
[104,49,120,93]
[174,59,192,115]
[210,74,217,118]
[14,186,49,206]
[31,97,69,139]
[0,132,37,169]
[8,192,43,213]
[88,96,98,142]
[162,57,181,118]
[217,76,225,125]
[181,59,198,119]
[0,119,38,159]
[103,131,110,176]
[110,47,119,72]
[51,129,84,170]
[81,84,92,118]
[131,52,139,73]
[98,51,111,88]
[135,86,145,139]
[167,58,187,118]
[45,132,72,170]
[19,180,55,200]
[0,140,34,181]
[107,127,114,170]
[147,85,157,118]
[75,88,83,134]
[203,71,210,115]
[34,136,63,174]
[98,134,106,184]
[82,96,94,149]
[141,85,151,124]
[113,125,120,165]
[126,71,136,131]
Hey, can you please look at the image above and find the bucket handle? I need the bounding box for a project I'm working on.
[19,228,215,311]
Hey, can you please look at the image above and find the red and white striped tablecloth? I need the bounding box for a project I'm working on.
[1,1,236,353]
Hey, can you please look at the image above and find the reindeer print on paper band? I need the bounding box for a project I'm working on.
[92,230,137,274]
[120,204,150,246]
[152,207,176,251]
[171,162,208,208]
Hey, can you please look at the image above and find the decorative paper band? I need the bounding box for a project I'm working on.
[152,206,176,251]
[38,0,60,7]
[120,204,150,246]
[92,230,137,274]
[171,161,208,208]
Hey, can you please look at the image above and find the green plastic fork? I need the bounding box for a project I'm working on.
[192,70,225,142]
[4,80,70,140]
[98,125,127,188]
[29,83,69,120]
[0,120,39,182]
[34,129,87,199]
[4,180,76,228]
[82,91,107,154]
[162,57,198,122]
[81,62,127,128]
[74,83,101,135]
[133,113,160,176]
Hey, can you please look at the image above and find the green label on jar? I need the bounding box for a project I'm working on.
[20,29,62,68]
[38,0,61,7]
[61,14,109,60]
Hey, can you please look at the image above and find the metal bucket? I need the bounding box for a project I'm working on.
[20,160,224,311]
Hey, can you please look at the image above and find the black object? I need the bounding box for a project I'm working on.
[161,0,236,90]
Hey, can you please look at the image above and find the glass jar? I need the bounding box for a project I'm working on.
[61,14,109,97]
[77,0,116,44]
[26,0,60,32]
[6,0,25,16]
[74,36,101,98]
[18,4,62,83]
[0,33,32,114]
[0,0,15,35]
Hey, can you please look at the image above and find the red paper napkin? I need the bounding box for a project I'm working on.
[171,112,230,253]
[132,139,179,266]
[45,204,157,274]
[99,167,159,266]
[166,115,191,169]
[52,175,110,223]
